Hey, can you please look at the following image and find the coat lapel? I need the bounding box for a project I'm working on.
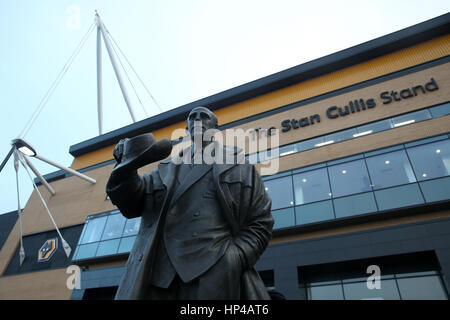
[170,164,212,206]
[158,159,177,190]
[158,143,242,208]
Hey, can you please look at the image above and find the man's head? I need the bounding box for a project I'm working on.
[187,107,218,138]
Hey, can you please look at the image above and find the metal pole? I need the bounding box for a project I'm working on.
[0,146,14,174]
[96,21,103,135]
[18,153,72,258]
[23,155,55,195]
[96,13,137,123]
[34,154,96,184]
[13,149,26,266]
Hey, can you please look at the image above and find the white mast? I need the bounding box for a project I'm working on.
[95,12,137,123]
[96,11,104,135]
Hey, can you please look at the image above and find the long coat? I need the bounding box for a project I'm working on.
[106,146,274,300]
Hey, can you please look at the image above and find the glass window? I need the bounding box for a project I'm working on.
[118,236,137,254]
[355,119,392,136]
[265,148,279,161]
[333,192,377,219]
[79,216,107,244]
[429,102,450,118]
[96,239,120,257]
[406,139,450,181]
[365,150,416,189]
[122,217,141,237]
[101,214,126,241]
[295,136,326,152]
[419,177,450,203]
[332,128,359,143]
[279,144,295,157]
[315,134,337,148]
[391,109,431,128]
[343,280,400,300]
[396,276,448,300]
[307,285,344,300]
[271,207,295,229]
[74,243,99,260]
[247,152,258,164]
[328,160,372,197]
[374,184,424,211]
[295,200,334,225]
[293,168,331,205]
[264,176,294,210]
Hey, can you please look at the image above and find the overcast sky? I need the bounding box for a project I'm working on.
[0,0,449,215]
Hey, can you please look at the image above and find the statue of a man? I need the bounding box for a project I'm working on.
[106,107,274,299]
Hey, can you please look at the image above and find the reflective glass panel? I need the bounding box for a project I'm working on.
[118,236,137,254]
[333,192,377,218]
[265,148,279,161]
[397,276,448,300]
[247,152,258,164]
[295,137,326,152]
[429,102,450,118]
[419,177,450,203]
[295,200,334,225]
[264,176,294,210]
[122,217,141,237]
[271,207,295,229]
[406,139,450,181]
[365,150,416,189]
[80,216,107,244]
[332,128,359,143]
[391,109,431,128]
[96,239,120,257]
[74,243,99,260]
[307,285,344,300]
[356,119,392,136]
[101,214,126,240]
[343,280,400,300]
[328,160,372,197]
[374,184,424,211]
[279,144,295,157]
[293,168,331,205]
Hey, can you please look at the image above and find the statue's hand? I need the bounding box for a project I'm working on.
[113,139,127,164]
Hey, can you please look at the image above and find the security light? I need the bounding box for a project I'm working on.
[11,138,36,157]
[353,130,373,138]
[393,119,415,127]
[11,138,96,185]
[315,140,334,147]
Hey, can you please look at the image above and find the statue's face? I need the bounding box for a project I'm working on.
[187,107,217,138]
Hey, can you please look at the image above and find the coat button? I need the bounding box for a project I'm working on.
[138,254,143,261]
[192,232,198,237]
[193,212,200,217]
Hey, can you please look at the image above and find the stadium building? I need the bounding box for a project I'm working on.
[0,13,449,300]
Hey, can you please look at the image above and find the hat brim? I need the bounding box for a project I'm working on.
[112,138,173,175]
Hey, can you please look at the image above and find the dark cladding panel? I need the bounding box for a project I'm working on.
[0,211,18,251]
[3,224,84,276]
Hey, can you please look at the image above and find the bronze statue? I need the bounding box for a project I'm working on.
[106,107,274,299]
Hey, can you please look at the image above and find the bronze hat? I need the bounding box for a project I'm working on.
[112,133,173,175]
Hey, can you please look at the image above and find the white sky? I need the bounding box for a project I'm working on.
[0,0,449,215]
